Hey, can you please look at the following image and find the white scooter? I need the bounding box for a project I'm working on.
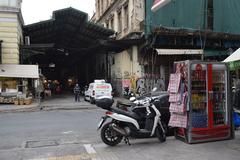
[96,88,166,146]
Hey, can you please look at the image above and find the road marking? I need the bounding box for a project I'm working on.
[29,153,95,160]
[84,144,101,160]
[29,144,101,160]
[62,131,73,134]
[84,144,96,154]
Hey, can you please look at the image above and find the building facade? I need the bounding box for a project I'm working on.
[94,0,146,95]
[145,0,240,87]
[0,0,23,64]
[94,0,240,96]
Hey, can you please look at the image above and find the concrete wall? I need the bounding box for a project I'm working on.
[110,45,142,95]
[111,46,142,79]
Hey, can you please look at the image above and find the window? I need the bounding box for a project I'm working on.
[112,57,115,65]
[0,0,8,6]
[98,0,100,15]
[101,0,104,14]
[106,21,109,29]
[9,0,17,7]
[118,11,122,32]
[106,0,109,8]
[0,0,18,8]
[110,18,114,30]
[124,5,129,29]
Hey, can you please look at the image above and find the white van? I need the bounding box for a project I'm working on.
[84,80,112,103]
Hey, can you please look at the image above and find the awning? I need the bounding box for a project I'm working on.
[223,48,240,62]
[156,49,203,55]
[223,48,240,70]
[229,60,240,70]
[0,65,39,78]
[204,50,229,57]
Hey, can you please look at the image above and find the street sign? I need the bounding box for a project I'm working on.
[151,0,171,12]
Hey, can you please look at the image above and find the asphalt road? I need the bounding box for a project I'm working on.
[0,108,240,160]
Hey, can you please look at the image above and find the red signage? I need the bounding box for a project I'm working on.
[151,0,171,12]
[96,85,110,89]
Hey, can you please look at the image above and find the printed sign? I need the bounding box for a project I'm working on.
[122,79,131,88]
[96,85,110,89]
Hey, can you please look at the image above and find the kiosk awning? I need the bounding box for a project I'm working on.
[156,49,203,55]
[0,65,39,78]
[223,48,240,62]
[223,48,240,70]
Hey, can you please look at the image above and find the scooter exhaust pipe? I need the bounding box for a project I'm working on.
[111,124,129,136]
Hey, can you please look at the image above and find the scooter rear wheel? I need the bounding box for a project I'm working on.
[101,122,123,146]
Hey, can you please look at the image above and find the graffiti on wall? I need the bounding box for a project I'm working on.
[121,73,166,96]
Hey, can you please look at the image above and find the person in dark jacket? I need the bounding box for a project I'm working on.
[73,84,81,102]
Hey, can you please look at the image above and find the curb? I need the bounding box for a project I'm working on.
[0,106,39,113]
[40,105,99,111]
[0,105,99,114]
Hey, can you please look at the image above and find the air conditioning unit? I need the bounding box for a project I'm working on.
[25,36,30,45]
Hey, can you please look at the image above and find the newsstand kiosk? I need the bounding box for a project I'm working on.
[168,60,234,144]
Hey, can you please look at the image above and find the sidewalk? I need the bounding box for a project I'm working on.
[0,102,39,113]
[0,94,100,113]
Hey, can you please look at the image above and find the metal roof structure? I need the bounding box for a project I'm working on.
[23,7,115,55]
[22,8,147,82]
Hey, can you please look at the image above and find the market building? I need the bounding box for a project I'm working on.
[23,8,114,92]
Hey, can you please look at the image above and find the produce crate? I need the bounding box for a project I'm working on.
[24,98,32,105]
[19,99,24,105]
[14,99,19,105]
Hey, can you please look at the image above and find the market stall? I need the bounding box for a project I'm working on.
[223,48,240,80]
[223,49,240,110]
[0,64,39,105]
[168,60,234,143]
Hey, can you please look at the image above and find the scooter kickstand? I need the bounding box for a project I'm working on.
[124,137,131,146]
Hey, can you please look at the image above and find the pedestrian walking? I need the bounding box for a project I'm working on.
[73,84,81,102]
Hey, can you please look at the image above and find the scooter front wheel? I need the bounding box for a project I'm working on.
[101,122,123,146]
[156,122,167,143]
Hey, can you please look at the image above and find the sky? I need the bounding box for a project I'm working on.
[22,0,95,25]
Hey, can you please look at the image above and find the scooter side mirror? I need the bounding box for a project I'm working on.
[130,97,136,102]
[152,87,157,92]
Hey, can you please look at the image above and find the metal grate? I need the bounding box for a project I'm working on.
[25,140,59,148]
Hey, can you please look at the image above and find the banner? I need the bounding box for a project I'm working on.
[151,0,171,12]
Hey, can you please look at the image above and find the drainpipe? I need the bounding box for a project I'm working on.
[106,52,109,81]
[0,40,2,64]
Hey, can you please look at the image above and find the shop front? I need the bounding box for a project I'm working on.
[152,49,203,90]
[168,60,234,143]
[224,48,240,81]
[0,64,39,105]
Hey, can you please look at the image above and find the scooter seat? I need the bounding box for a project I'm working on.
[116,99,135,107]
[111,107,141,120]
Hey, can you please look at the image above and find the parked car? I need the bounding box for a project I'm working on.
[84,80,113,104]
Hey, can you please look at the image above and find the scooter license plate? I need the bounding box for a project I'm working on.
[97,117,105,129]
